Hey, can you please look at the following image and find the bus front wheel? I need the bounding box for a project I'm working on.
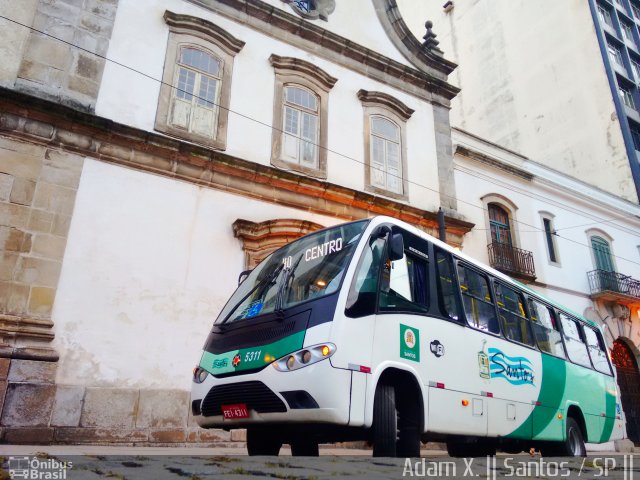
[372,383,421,457]
[247,427,282,456]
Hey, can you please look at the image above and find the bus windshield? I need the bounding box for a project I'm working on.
[216,219,369,325]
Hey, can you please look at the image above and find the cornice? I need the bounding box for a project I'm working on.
[269,54,338,91]
[163,10,246,55]
[357,89,414,120]
[455,145,534,181]
[0,88,474,244]
[184,0,460,105]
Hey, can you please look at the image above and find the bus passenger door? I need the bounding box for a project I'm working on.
[333,235,385,426]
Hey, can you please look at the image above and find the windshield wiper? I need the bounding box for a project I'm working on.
[219,262,285,326]
[274,254,303,318]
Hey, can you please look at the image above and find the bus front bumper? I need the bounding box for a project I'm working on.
[191,358,352,428]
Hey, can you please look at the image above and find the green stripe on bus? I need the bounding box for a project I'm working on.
[507,353,567,439]
[199,330,306,375]
[600,379,617,442]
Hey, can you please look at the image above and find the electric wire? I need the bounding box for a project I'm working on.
[1,13,639,268]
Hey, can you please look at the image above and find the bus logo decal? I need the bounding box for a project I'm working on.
[400,324,420,362]
[430,340,445,358]
[488,348,535,386]
[212,358,229,369]
[232,354,241,367]
[478,350,490,379]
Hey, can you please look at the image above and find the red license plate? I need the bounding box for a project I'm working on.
[221,403,250,419]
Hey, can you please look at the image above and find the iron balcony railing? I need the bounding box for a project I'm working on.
[587,269,640,299]
[487,242,536,280]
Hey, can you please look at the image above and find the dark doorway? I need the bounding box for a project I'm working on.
[611,338,640,443]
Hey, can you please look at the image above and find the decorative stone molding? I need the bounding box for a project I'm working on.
[185,0,459,107]
[0,88,475,246]
[0,315,58,361]
[281,0,336,21]
[455,145,534,181]
[233,218,324,268]
[357,90,414,121]
[269,55,338,92]
[422,21,444,56]
[371,0,457,79]
[163,11,246,56]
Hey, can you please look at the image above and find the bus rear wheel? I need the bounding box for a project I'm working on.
[247,427,282,456]
[540,418,586,457]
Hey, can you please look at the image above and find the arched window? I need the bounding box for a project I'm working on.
[591,235,615,272]
[282,85,320,168]
[370,116,401,194]
[171,46,222,138]
[270,55,337,179]
[488,203,512,245]
[357,89,414,200]
[156,11,245,150]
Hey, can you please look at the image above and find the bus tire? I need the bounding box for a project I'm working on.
[373,383,397,457]
[541,418,586,457]
[247,427,282,456]
[290,439,319,456]
[396,392,422,458]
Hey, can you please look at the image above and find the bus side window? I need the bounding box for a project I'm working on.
[528,298,566,358]
[345,237,385,318]
[559,313,592,368]
[584,327,613,375]
[379,231,429,314]
[494,283,534,346]
[456,263,499,334]
[435,250,460,321]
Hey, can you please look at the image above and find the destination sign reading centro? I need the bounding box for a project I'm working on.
[304,238,343,261]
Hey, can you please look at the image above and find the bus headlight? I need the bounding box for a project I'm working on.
[273,343,336,371]
[193,366,209,383]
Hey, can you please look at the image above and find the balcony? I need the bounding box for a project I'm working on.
[587,269,640,305]
[487,242,536,283]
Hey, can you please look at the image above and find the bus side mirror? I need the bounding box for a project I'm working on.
[238,269,253,285]
[388,233,404,261]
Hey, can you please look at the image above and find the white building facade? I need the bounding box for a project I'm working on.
[0,0,472,444]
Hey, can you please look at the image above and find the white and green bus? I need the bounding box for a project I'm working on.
[191,216,624,457]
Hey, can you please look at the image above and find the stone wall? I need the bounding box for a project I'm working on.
[13,0,118,111]
[0,360,237,445]
[0,135,83,360]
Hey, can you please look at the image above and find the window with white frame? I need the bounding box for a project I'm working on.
[357,89,414,200]
[633,3,640,19]
[370,116,402,194]
[155,11,245,150]
[269,54,337,178]
[282,85,319,168]
[172,47,221,138]
[540,213,560,265]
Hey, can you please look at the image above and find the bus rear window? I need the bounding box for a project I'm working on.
[584,327,613,375]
